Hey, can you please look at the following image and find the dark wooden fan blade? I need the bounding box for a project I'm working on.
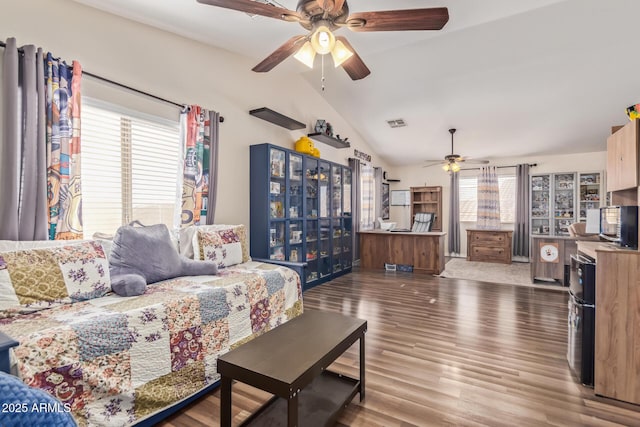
[197,0,301,21]
[347,7,449,32]
[252,35,307,73]
[335,36,370,80]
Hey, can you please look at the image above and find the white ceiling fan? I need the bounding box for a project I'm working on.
[423,128,489,172]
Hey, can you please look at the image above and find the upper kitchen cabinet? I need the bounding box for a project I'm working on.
[607,119,639,193]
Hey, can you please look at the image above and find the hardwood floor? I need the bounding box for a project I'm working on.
[158,269,640,426]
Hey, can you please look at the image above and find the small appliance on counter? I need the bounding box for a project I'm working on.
[599,205,638,249]
[567,253,596,387]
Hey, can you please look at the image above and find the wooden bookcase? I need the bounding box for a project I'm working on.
[410,186,442,231]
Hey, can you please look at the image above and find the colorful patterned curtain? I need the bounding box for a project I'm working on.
[46,53,83,240]
[179,105,214,227]
[477,166,501,230]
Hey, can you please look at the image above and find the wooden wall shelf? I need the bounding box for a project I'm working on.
[308,132,350,149]
[249,107,305,130]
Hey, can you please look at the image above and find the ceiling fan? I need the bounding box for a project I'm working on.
[423,128,489,172]
[196,0,449,80]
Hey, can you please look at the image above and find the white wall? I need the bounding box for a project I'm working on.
[0,0,390,232]
[387,150,607,257]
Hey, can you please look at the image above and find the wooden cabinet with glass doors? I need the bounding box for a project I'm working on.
[250,144,352,290]
[530,172,602,237]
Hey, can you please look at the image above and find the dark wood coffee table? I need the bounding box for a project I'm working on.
[218,310,367,427]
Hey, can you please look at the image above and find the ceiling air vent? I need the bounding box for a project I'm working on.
[386,119,407,128]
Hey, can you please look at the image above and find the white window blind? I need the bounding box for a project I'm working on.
[459,175,516,223]
[81,100,180,237]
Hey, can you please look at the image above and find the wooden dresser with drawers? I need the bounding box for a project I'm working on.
[466,229,513,264]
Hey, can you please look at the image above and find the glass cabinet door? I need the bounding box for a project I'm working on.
[554,173,575,236]
[269,148,286,220]
[579,172,601,221]
[268,222,285,260]
[531,175,550,235]
[332,218,342,272]
[319,161,330,219]
[288,220,303,262]
[305,158,319,219]
[288,154,303,220]
[305,219,318,283]
[331,166,342,217]
[319,219,331,278]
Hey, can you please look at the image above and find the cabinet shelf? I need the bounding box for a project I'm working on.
[249,107,305,130]
[410,186,442,232]
[307,133,350,149]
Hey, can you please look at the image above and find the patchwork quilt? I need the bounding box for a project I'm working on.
[0,261,303,427]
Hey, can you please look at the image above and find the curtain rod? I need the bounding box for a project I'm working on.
[0,40,224,122]
[462,162,537,171]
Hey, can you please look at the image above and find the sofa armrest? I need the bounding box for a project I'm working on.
[252,258,307,290]
[0,331,19,374]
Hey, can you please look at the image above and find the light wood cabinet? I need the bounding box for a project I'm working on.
[466,229,512,264]
[410,186,442,231]
[606,119,639,192]
[578,243,640,406]
[530,236,577,285]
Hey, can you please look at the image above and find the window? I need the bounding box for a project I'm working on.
[360,163,375,230]
[459,175,516,223]
[81,99,180,236]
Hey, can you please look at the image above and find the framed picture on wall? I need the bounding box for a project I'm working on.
[382,183,390,219]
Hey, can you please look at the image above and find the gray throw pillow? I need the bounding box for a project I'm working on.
[109,223,218,296]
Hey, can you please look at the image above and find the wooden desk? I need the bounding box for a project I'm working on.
[358,230,446,274]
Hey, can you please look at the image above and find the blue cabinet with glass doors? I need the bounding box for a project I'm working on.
[250,144,352,290]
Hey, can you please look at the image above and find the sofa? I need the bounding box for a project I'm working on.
[0,224,304,427]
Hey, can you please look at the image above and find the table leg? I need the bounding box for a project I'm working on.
[221,376,232,427]
[360,332,366,401]
[287,392,299,427]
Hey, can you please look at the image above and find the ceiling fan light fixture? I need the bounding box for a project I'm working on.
[330,39,353,67]
[293,40,316,68]
[310,25,335,55]
[451,162,461,173]
[442,163,450,172]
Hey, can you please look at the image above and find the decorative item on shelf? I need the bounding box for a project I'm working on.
[627,104,640,121]
[325,122,333,137]
[294,135,320,157]
[314,119,327,134]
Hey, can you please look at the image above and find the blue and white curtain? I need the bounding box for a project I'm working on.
[477,166,501,229]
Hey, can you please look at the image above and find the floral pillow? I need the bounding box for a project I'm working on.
[0,241,111,316]
[193,225,250,268]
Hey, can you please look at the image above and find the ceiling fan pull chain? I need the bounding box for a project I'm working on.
[321,54,326,91]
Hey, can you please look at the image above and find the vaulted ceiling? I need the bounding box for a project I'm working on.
[72,0,640,166]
